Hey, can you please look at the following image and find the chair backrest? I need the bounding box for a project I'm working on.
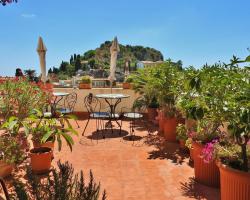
[64,92,77,112]
[84,93,101,114]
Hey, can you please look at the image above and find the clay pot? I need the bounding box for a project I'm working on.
[158,110,164,134]
[192,141,220,187]
[30,147,52,174]
[163,117,177,142]
[0,160,14,178]
[122,82,131,89]
[147,108,158,122]
[79,83,91,89]
[217,161,250,200]
[179,139,187,150]
[189,148,194,161]
[33,141,54,151]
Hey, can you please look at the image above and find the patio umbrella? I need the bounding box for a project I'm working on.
[108,37,120,89]
[37,36,47,83]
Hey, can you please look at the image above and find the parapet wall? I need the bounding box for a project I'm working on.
[53,88,140,112]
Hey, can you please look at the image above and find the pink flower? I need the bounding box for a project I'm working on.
[202,139,218,163]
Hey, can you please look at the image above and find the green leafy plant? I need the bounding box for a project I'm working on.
[176,124,188,140]
[191,55,250,172]
[28,110,78,151]
[130,61,184,117]
[0,135,24,165]
[80,76,91,84]
[12,161,107,200]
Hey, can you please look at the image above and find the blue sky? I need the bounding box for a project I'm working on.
[0,0,249,76]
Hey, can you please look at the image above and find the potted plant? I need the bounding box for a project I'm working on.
[203,56,250,199]
[129,68,160,122]
[79,75,91,89]
[0,135,24,178]
[189,119,221,187]
[176,124,188,150]
[185,137,194,161]
[155,62,184,142]
[122,76,133,89]
[28,110,78,174]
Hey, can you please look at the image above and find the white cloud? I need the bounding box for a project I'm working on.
[21,13,36,18]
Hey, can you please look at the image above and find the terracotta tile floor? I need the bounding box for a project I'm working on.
[52,118,220,200]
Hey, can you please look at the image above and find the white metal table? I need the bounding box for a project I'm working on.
[95,93,130,134]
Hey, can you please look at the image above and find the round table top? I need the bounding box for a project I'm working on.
[95,93,130,99]
[53,92,69,96]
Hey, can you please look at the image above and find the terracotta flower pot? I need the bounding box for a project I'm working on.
[0,160,14,178]
[33,141,54,151]
[158,110,164,134]
[163,117,177,142]
[147,108,158,122]
[122,82,131,89]
[179,139,187,150]
[217,161,250,200]
[30,147,52,174]
[189,148,194,161]
[79,83,91,89]
[192,141,220,187]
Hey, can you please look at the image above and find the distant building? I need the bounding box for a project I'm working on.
[80,60,88,64]
[137,61,165,69]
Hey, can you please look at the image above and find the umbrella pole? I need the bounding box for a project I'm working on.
[110,80,113,94]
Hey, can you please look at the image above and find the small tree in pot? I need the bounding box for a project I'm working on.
[202,56,250,200]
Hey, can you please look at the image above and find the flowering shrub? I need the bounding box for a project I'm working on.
[0,0,17,6]
[201,139,219,163]
[0,79,52,121]
[187,119,220,145]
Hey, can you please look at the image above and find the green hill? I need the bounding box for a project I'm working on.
[50,41,164,78]
[83,41,164,69]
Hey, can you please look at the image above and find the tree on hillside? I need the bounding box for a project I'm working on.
[83,50,96,60]
[70,55,74,65]
[75,58,82,71]
[88,59,96,69]
[59,61,68,72]
[52,67,59,74]
[48,68,52,74]
[66,64,75,76]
